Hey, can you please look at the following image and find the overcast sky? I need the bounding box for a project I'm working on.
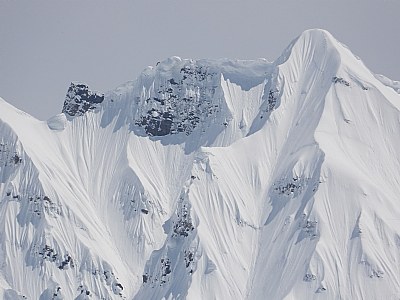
[1,0,399,120]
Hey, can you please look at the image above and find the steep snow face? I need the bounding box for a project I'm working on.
[1,29,400,300]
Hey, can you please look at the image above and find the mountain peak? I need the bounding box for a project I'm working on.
[1,30,400,300]
[104,57,272,143]
[299,28,334,40]
[289,28,374,75]
[294,28,343,51]
[276,28,342,66]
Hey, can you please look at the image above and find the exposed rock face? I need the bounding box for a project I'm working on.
[134,62,221,136]
[62,82,104,116]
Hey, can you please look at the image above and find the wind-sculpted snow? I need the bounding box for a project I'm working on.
[0,29,400,299]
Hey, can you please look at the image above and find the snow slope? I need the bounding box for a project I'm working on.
[0,29,400,299]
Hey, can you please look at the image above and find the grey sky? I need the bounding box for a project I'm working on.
[0,0,399,120]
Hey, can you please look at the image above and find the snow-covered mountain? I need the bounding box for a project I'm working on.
[1,29,400,300]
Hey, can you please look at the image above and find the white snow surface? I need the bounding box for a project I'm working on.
[0,29,400,299]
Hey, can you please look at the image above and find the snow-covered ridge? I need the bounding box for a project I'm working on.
[63,29,397,140]
[102,57,275,143]
[1,29,400,300]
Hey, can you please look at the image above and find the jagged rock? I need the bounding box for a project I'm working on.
[134,62,220,136]
[62,82,104,116]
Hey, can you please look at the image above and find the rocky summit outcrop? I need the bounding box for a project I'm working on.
[62,82,104,117]
[133,61,223,137]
